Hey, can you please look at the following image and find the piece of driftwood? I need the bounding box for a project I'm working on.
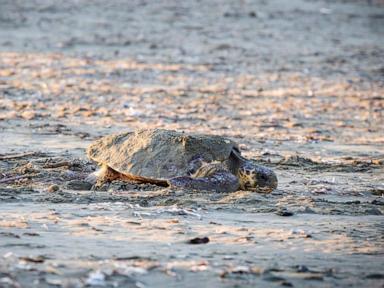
[0,175,31,183]
[0,152,37,160]
[43,161,71,169]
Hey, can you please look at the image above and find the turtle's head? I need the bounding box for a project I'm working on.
[237,162,278,192]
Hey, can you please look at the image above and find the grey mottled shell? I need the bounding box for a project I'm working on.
[87,129,238,180]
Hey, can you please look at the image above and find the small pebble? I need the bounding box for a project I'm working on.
[276,208,294,217]
[66,180,93,191]
[249,11,257,18]
[296,265,309,272]
[47,184,60,193]
[188,237,209,244]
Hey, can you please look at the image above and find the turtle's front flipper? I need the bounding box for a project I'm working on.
[168,171,239,193]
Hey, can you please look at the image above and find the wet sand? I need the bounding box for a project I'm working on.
[0,0,383,287]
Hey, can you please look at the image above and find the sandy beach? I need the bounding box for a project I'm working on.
[0,0,383,287]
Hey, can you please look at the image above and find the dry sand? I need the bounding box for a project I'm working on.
[0,0,383,287]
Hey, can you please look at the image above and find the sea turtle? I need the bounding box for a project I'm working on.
[86,129,278,193]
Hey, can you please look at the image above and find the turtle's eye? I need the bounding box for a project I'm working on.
[261,174,268,181]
